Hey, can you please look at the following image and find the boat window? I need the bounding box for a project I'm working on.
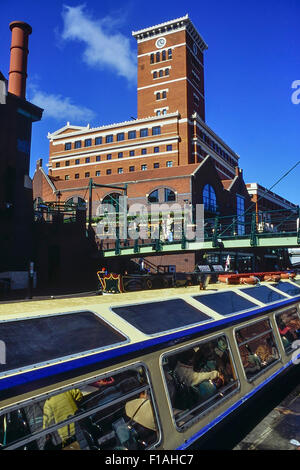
[193,291,256,316]
[271,281,300,297]
[162,335,239,429]
[235,318,280,381]
[0,311,127,374]
[275,307,300,354]
[0,365,160,450]
[112,299,212,335]
[239,286,286,304]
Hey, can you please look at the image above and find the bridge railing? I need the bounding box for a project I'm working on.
[96,207,300,253]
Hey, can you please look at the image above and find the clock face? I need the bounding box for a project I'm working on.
[193,42,198,55]
[156,37,166,49]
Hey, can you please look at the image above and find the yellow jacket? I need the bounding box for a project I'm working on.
[43,389,83,443]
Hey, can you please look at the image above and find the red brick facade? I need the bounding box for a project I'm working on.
[34,15,241,210]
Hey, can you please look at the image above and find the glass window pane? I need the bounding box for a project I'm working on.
[162,335,238,429]
[275,307,300,353]
[240,286,286,304]
[193,291,256,316]
[272,281,300,297]
[235,319,279,380]
[1,365,159,450]
[112,299,212,335]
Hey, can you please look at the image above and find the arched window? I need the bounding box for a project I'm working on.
[148,190,159,203]
[164,188,176,202]
[65,196,86,209]
[203,184,217,212]
[102,193,121,211]
[156,52,160,62]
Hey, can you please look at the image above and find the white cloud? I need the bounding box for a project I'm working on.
[61,4,136,83]
[29,87,96,122]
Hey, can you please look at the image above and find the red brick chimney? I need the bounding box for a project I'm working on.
[8,21,32,99]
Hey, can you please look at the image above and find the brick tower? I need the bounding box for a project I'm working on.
[132,14,207,121]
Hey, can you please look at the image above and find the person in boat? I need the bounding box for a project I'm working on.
[174,349,220,388]
[43,389,83,447]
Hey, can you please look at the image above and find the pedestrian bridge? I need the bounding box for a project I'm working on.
[100,208,300,258]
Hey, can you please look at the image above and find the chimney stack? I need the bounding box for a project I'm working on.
[8,21,32,99]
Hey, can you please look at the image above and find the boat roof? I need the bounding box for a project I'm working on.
[0,279,299,396]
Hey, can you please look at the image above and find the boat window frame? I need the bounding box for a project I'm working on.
[233,315,282,383]
[0,309,131,380]
[0,360,162,451]
[109,297,213,337]
[273,303,300,356]
[159,332,240,432]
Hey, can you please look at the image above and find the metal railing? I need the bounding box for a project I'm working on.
[96,207,300,254]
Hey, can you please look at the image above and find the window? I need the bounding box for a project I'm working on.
[85,157,90,163]
[64,142,71,150]
[140,128,148,137]
[142,148,147,155]
[118,168,123,174]
[107,154,112,160]
[141,164,147,171]
[153,162,159,168]
[156,52,160,62]
[55,162,60,168]
[162,335,238,429]
[129,166,135,172]
[65,160,70,166]
[129,150,135,156]
[166,144,172,151]
[85,139,92,147]
[95,137,102,145]
[106,135,113,143]
[162,109,167,115]
[164,188,175,201]
[148,189,159,203]
[150,53,154,64]
[165,68,169,76]
[156,92,161,100]
[153,71,157,79]
[75,173,79,179]
[236,319,280,380]
[156,110,161,116]
[0,364,160,450]
[162,91,167,99]
[96,155,101,162]
[106,169,112,175]
[236,195,245,235]
[203,184,217,212]
[118,152,123,159]
[166,161,173,167]
[128,130,136,140]
[152,126,161,136]
[275,307,300,354]
[75,159,80,165]
[168,48,172,59]
[117,132,124,141]
[154,146,159,153]
[162,50,166,61]
[85,172,90,178]
[159,70,163,77]
[65,175,70,180]
[75,141,82,149]
[95,170,101,176]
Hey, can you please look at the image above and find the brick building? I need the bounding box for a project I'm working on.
[33,15,296,273]
[0,21,43,289]
[34,15,249,211]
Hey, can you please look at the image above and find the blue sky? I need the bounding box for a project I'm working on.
[1,0,299,204]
